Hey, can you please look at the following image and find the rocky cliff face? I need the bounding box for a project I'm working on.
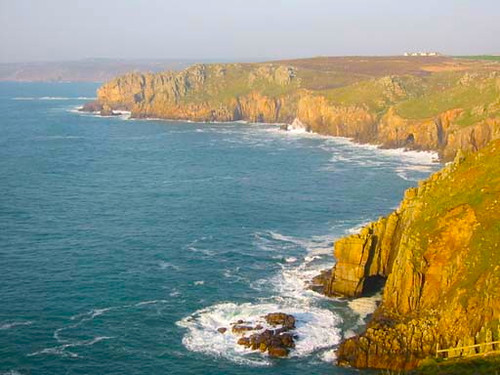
[84,61,500,161]
[316,140,500,370]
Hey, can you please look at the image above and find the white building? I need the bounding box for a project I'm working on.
[404,51,441,57]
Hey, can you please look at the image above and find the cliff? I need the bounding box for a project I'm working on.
[315,140,500,370]
[84,57,500,160]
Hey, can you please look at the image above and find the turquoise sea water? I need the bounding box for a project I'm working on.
[0,82,440,375]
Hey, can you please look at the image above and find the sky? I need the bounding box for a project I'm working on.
[0,0,499,63]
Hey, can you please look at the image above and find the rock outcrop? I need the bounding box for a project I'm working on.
[219,313,297,358]
[315,140,500,370]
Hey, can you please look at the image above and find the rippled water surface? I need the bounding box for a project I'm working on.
[0,82,440,374]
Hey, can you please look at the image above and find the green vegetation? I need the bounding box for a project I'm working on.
[395,73,499,125]
[410,140,500,301]
[410,355,500,374]
[456,55,500,62]
[178,64,301,105]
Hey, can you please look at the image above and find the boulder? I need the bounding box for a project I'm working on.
[234,313,297,358]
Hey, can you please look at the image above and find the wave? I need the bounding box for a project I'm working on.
[255,231,333,256]
[34,135,84,141]
[395,164,435,181]
[178,229,342,364]
[73,109,440,171]
[0,321,32,330]
[345,221,373,235]
[158,261,181,271]
[320,348,337,362]
[28,336,113,358]
[13,96,96,101]
[169,289,181,297]
[222,267,251,285]
[347,293,382,326]
[135,300,169,307]
[177,302,341,366]
[70,107,131,120]
[29,299,172,358]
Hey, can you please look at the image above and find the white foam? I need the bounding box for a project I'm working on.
[169,289,181,297]
[344,329,357,339]
[28,336,113,358]
[13,96,95,101]
[0,321,32,330]
[135,300,168,307]
[90,307,113,318]
[177,302,341,365]
[395,164,435,181]
[184,235,214,255]
[194,280,205,286]
[320,348,337,362]
[304,255,322,263]
[348,293,381,325]
[273,258,334,302]
[159,261,180,271]
[345,221,372,235]
[284,118,309,134]
[267,231,333,255]
[179,227,344,364]
[70,107,131,120]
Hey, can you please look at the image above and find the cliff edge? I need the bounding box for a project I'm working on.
[315,140,500,370]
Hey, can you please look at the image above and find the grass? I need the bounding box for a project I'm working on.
[456,55,500,62]
[375,355,500,374]
[409,355,500,374]
[404,140,500,301]
[395,72,499,125]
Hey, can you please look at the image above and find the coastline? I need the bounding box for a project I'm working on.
[72,103,445,368]
[73,91,499,370]
[75,104,441,164]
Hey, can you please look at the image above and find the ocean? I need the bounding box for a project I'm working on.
[0,82,440,375]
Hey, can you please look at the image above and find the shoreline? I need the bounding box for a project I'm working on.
[75,105,441,164]
[72,103,443,366]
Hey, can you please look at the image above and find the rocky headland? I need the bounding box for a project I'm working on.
[82,56,500,161]
[314,140,500,370]
[84,56,500,371]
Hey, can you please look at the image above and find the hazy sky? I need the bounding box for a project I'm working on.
[0,0,499,63]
